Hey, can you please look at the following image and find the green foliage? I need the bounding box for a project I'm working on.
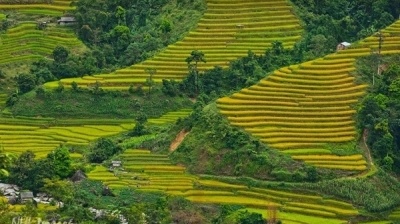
[11,89,193,119]
[73,0,205,68]
[0,199,13,224]
[8,151,49,192]
[52,46,69,64]
[0,148,15,179]
[15,73,36,94]
[8,147,74,192]
[297,170,400,212]
[88,138,122,163]
[163,43,304,100]
[42,179,74,205]
[46,146,73,179]
[292,0,399,53]
[21,200,38,218]
[54,180,216,223]
[148,103,319,182]
[237,210,266,224]
[355,55,400,172]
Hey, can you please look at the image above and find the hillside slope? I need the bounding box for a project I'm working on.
[217,20,400,172]
[0,0,86,71]
[0,0,73,16]
[88,148,359,223]
[45,0,303,90]
[0,22,85,66]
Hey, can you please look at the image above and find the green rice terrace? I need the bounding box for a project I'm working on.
[0,0,74,16]
[1,0,400,223]
[0,22,85,66]
[0,0,84,69]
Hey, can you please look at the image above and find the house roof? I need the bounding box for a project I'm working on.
[58,17,76,22]
[340,42,351,46]
[70,170,87,182]
[20,191,33,199]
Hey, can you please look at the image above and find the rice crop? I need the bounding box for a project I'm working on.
[51,0,303,89]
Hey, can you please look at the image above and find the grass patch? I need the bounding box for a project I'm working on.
[246,208,346,224]
[11,90,194,119]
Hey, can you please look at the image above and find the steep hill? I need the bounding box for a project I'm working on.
[217,20,400,172]
[45,0,303,90]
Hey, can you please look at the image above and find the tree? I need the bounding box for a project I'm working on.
[129,111,148,136]
[88,138,122,163]
[42,179,74,206]
[9,151,39,191]
[52,45,69,64]
[16,73,36,94]
[237,211,266,224]
[0,147,15,179]
[145,68,156,96]
[185,50,206,95]
[116,6,127,26]
[46,146,72,179]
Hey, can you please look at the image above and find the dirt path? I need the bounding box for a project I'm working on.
[170,129,190,152]
[349,128,377,179]
[362,128,374,166]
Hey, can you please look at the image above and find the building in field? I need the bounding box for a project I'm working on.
[57,16,76,26]
[19,191,34,203]
[336,41,351,51]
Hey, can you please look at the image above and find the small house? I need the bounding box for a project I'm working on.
[236,24,244,29]
[70,170,87,183]
[20,191,34,203]
[57,17,76,26]
[336,42,351,51]
[111,160,122,169]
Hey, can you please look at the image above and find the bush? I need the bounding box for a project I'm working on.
[88,138,122,163]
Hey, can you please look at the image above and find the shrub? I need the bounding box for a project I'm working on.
[88,138,122,163]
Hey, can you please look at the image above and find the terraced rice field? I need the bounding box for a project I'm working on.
[46,0,303,89]
[88,148,359,220]
[147,108,192,125]
[0,22,85,65]
[389,207,400,221]
[0,0,74,16]
[0,108,191,158]
[0,116,134,158]
[217,20,400,171]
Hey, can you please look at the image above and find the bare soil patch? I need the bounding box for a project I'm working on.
[170,129,190,152]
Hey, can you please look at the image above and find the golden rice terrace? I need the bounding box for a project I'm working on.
[217,20,400,172]
[46,0,303,89]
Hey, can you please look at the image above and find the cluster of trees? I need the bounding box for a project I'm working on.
[356,55,400,173]
[292,0,400,58]
[11,45,99,98]
[87,138,122,163]
[146,102,321,182]
[72,0,204,69]
[6,146,72,193]
[163,42,303,99]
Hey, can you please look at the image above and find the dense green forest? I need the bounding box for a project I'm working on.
[356,55,400,173]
